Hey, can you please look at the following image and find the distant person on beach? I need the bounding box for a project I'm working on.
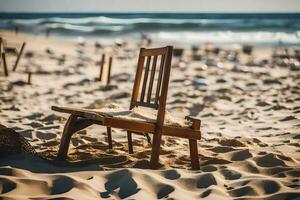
[46,29,50,37]
[140,32,152,46]
[15,26,19,35]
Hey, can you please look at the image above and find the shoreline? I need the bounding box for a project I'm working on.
[3,29,300,48]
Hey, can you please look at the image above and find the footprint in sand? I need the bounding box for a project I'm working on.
[36,131,57,140]
[196,173,218,188]
[0,177,17,194]
[220,168,242,180]
[254,153,286,167]
[229,149,252,161]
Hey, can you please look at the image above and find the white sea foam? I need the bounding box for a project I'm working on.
[151,31,300,46]
[1,14,299,46]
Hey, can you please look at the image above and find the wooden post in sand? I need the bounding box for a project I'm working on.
[13,42,26,72]
[2,53,9,77]
[15,26,19,35]
[0,38,2,66]
[27,72,32,84]
[99,54,105,81]
[107,56,112,85]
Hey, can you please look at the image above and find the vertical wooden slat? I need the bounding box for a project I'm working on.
[99,54,105,81]
[156,46,173,127]
[13,42,26,72]
[106,56,112,85]
[154,54,165,105]
[140,56,151,102]
[147,55,157,103]
[130,48,145,109]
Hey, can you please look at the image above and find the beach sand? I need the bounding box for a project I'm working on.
[0,30,300,199]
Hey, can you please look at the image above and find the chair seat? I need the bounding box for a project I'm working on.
[52,103,192,128]
[52,104,201,140]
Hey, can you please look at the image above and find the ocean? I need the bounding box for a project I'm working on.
[0,13,300,46]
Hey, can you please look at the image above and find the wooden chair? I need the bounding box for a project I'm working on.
[52,46,201,169]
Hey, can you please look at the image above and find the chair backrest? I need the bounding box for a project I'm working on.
[130,46,173,126]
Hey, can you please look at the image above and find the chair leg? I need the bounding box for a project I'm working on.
[189,139,200,170]
[150,131,162,169]
[107,127,113,149]
[127,131,133,154]
[57,115,78,161]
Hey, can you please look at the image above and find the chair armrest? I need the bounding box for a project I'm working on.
[185,116,201,130]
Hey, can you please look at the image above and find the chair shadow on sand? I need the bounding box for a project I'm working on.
[0,126,132,173]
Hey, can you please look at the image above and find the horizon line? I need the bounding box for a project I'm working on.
[1,11,300,14]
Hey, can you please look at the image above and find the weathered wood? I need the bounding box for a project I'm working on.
[104,117,155,133]
[156,46,173,127]
[187,115,201,170]
[131,101,158,109]
[147,55,157,103]
[107,56,112,85]
[99,54,105,81]
[130,48,145,107]
[56,115,76,161]
[53,46,202,169]
[0,38,2,66]
[51,106,107,118]
[56,115,94,160]
[141,47,169,56]
[12,42,26,72]
[154,54,165,105]
[2,53,8,77]
[149,46,173,168]
[185,116,201,130]
[150,129,163,169]
[140,56,151,102]
[162,126,201,140]
[127,131,133,154]
[189,139,200,170]
[27,72,32,84]
[107,127,113,149]
[52,107,201,140]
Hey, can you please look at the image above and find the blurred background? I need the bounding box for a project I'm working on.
[0,0,299,47]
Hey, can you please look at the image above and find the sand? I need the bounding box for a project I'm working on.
[0,30,300,199]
